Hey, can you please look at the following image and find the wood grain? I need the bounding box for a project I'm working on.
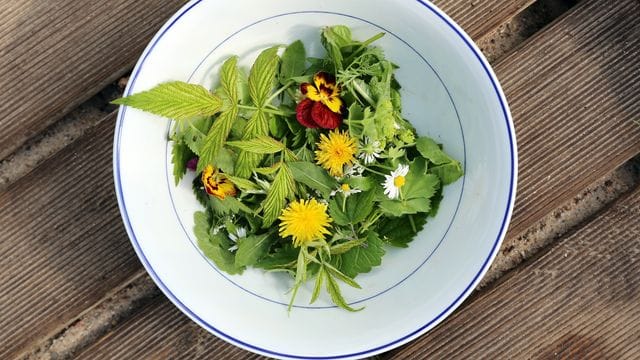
[0,0,187,160]
[0,0,531,163]
[384,166,640,359]
[71,0,640,358]
[0,116,142,359]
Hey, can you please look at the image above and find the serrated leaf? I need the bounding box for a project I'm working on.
[280,40,306,85]
[345,176,376,192]
[113,81,223,120]
[288,161,338,198]
[328,197,350,226]
[334,231,385,278]
[325,270,362,312]
[227,135,285,154]
[235,110,271,178]
[323,262,361,289]
[209,196,253,215]
[235,232,273,267]
[226,175,260,192]
[194,211,243,274]
[346,190,376,224]
[248,47,280,107]
[262,163,295,227]
[254,243,298,269]
[378,212,428,248]
[221,56,239,103]
[403,161,440,200]
[310,267,325,304]
[181,117,212,155]
[171,141,192,185]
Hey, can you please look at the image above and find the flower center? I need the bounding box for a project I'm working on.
[394,175,406,188]
[341,183,351,192]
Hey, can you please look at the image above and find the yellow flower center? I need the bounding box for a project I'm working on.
[303,72,343,114]
[279,198,332,247]
[315,130,357,177]
[341,183,351,192]
[394,175,406,188]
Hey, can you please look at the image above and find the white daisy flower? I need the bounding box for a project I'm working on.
[330,183,363,197]
[383,164,409,199]
[228,227,247,252]
[358,137,383,165]
[344,162,366,177]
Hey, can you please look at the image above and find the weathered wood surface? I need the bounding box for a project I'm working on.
[385,168,640,359]
[0,1,539,358]
[68,0,640,358]
[0,0,187,160]
[0,0,528,163]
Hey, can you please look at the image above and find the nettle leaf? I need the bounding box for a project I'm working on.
[262,163,295,227]
[288,161,338,198]
[328,198,349,226]
[346,190,376,224]
[248,46,280,107]
[198,57,240,172]
[335,231,385,278]
[113,81,223,120]
[280,40,306,85]
[235,232,274,267]
[377,212,428,248]
[403,159,440,200]
[415,136,454,165]
[227,135,286,154]
[171,141,193,185]
[235,110,271,178]
[254,243,298,270]
[181,117,212,155]
[194,211,243,275]
[209,196,253,215]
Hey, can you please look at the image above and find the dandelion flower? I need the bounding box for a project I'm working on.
[358,137,383,165]
[315,130,357,177]
[383,164,409,200]
[201,165,237,200]
[279,198,332,247]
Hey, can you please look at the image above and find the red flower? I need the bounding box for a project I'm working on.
[295,72,343,129]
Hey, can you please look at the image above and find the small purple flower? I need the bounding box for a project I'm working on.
[186,157,199,171]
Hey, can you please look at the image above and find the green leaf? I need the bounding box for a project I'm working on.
[212,146,235,175]
[254,243,298,269]
[171,141,192,185]
[209,196,253,215]
[415,136,454,165]
[403,160,440,200]
[112,81,223,120]
[221,56,239,103]
[194,211,243,274]
[248,47,280,107]
[325,270,362,312]
[431,162,464,185]
[379,197,431,216]
[226,175,260,192]
[323,262,362,289]
[235,110,270,178]
[377,212,428,248]
[181,117,212,155]
[310,267,325,304]
[334,231,385,278]
[235,232,273,267]
[280,40,306,85]
[345,176,376,192]
[288,161,338,198]
[262,163,295,227]
[346,190,376,224]
[227,135,286,154]
[323,25,353,48]
[328,197,350,226]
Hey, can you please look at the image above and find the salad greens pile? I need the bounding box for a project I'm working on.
[114,25,463,312]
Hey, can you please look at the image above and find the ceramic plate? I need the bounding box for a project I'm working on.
[114,0,517,358]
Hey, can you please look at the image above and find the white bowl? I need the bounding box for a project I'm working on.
[114,0,517,358]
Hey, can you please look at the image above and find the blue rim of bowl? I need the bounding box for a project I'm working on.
[113,0,517,358]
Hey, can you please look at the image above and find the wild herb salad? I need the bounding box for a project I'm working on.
[114,25,463,311]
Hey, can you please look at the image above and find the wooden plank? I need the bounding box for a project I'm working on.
[0,0,186,160]
[0,0,531,163]
[0,116,144,359]
[75,296,267,360]
[384,165,640,359]
[497,0,640,238]
[70,0,640,358]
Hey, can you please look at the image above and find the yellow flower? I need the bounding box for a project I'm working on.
[279,198,332,247]
[201,165,237,200]
[315,130,357,177]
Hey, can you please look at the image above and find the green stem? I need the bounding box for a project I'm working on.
[266,81,295,104]
[363,166,387,177]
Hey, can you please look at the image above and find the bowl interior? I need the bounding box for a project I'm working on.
[115,0,516,358]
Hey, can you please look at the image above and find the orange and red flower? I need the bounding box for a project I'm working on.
[295,72,344,129]
[201,165,236,200]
